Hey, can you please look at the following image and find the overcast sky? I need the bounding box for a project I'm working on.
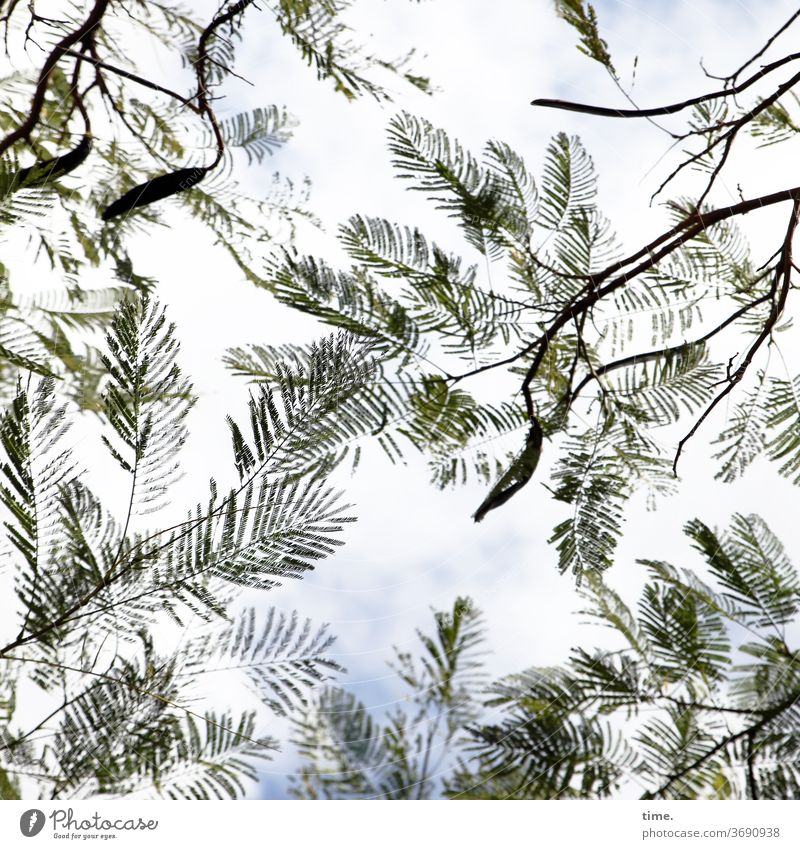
[5,0,800,800]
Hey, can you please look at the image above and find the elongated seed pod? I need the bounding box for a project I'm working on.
[101,166,209,221]
[13,134,93,189]
[473,419,543,523]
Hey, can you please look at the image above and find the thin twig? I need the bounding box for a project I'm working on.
[567,292,771,407]
[728,8,800,83]
[672,198,800,474]
[63,48,198,109]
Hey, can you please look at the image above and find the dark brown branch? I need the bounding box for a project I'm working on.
[83,42,170,170]
[674,117,741,141]
[63,47,198,109]
[693,126,736,210]
[651,66,800,202]
[67,50,90,132]
[0,0,111,157]
[728,8,800,83]
[534,38,800,206]
[561,311,588,416]
[531,51,800,119]
[672,198,800,474]
[650,688,799,798]
[567,292,771,407]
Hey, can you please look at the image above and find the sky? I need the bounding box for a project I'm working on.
[4,0,800,800]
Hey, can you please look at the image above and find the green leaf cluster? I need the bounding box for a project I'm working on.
[239,113,776,579]
[0,295,360,799]
[291,597,487,799]
[294,515,800,799]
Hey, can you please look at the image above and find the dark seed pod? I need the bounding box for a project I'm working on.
[13,134,93,189]
[101,166,209,221]
[473,419,543,523]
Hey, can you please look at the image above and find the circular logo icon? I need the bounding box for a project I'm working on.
[19,809,46,837]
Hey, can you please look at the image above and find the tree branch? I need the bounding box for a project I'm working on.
[0,0,111,157]
[532,51,800,119]
[566,291,771,407]
[448,185,800,426]
[746,730,758,800]
[649,688,799,798]
[63,47,198,109]
[672,197,800,474]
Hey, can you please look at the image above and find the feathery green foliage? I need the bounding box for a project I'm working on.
[293,515,800,799]
[291,597,487,799]
[0,0,430,399]
[0,294,358,799]
[237,111,780,580]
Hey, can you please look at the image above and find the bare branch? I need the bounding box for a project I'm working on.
[727,7,800,83]
[567,291,772,407]
[532,51,800,119]
[63,47,198,109]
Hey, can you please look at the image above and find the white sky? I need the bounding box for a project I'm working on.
[5,0,800,799]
